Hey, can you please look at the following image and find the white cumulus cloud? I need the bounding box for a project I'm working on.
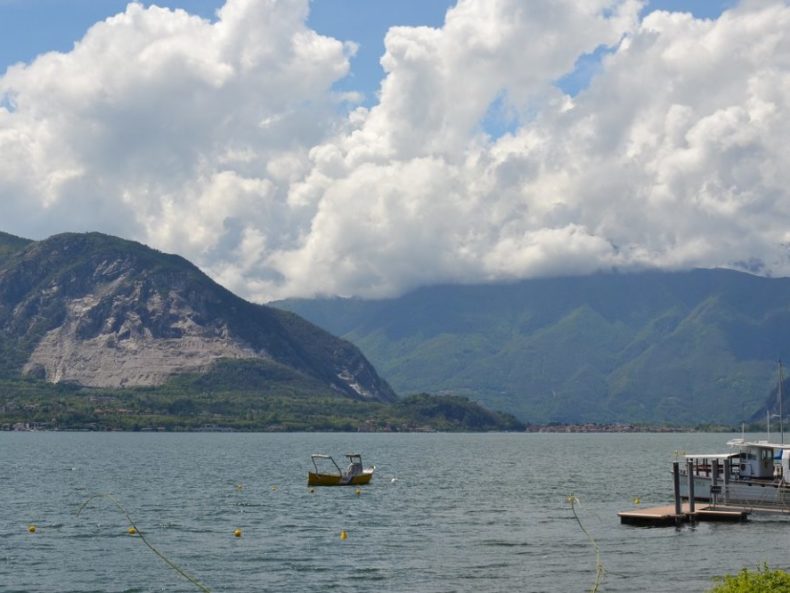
[1,0,789,300]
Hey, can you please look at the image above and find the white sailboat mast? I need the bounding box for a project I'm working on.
[779,359,785,445]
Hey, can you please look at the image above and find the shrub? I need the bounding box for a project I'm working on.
[710,565,790,593]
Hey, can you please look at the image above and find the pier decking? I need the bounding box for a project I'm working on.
[618,503,748,527]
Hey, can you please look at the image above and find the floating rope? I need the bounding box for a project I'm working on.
[76,493,211,593]
[567,494,604,593]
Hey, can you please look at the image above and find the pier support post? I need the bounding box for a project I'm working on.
[687,459,696,514]
[673,461,682,516]
[711,459,719,507]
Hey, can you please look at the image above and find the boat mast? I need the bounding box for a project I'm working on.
[780,359,785,445]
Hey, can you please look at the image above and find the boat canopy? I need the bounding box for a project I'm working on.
[727,439,790,450]
[311,454,342,474]
[683,452,738,460]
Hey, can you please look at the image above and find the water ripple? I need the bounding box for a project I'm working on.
[1,431,783,593]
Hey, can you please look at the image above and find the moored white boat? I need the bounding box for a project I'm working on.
[679,439,790,511]
[678,361,790,512]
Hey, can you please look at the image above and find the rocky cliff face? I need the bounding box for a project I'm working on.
[22,284,261,387]
[0,232,396,401]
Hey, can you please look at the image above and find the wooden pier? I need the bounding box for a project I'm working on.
[618,502,748,527]
[619,461,748,526]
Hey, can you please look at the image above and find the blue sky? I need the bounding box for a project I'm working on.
[0,0,735,103]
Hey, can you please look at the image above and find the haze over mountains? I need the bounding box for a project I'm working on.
[276,270,790,425]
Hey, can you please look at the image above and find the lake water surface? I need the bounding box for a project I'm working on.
[2,432,789,592]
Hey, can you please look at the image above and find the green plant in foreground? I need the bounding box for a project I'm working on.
[77,494,211,592]
[567,494,604,593]
[709,565,790,593]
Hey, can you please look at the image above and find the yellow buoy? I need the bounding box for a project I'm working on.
[128,526,137,535]
[271,486,278,492]
[633,497,641,505]
[339,530,348,541]
[28,525,36,534]
[235,483,244,491]
[355,488,361,496]
[234,528,242,538]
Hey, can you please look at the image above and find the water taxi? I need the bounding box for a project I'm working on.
[680,438,790,511]
[307,453,374,486]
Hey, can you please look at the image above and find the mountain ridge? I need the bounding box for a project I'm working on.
[274,269,790,425]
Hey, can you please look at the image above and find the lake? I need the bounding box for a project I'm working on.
[1,432,788,592]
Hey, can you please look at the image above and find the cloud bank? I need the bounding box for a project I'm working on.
[1,0,789,300]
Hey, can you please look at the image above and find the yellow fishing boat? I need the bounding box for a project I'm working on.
[308,453,374,486]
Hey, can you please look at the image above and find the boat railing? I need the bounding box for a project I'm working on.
[680,459,742,480]
[680,462,714,476]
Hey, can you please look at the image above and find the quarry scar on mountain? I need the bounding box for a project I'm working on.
[23,286,263,387]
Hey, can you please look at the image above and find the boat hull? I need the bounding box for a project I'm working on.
[680,475,790,510]
[307,471,373,487]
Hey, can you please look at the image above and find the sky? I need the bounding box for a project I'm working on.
[1,0,786,302]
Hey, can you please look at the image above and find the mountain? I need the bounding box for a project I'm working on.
[0,232,395,402]
[274,269,790,425]
[0,231,33,263]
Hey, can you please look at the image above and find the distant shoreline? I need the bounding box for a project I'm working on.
[524,423,735,433]
[3,422,737,433]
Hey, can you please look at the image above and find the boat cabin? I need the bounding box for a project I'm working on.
[727,439,790,481]
[736,442,775,479]
[345,454,364,476]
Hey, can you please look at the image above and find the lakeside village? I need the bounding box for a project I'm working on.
[524,423,714,433]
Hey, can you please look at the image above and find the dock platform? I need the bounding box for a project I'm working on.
[618,503,748,527]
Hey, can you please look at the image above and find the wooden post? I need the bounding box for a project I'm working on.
[723,457,730,504]
[673,461,682,516]
[687,459,696,514]
[711,459,719,507]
